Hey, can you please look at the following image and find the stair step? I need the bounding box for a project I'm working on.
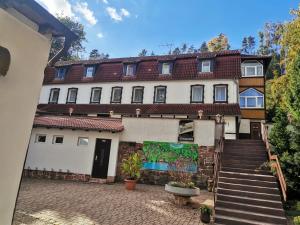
[218,182,279,194]
[215,214,276,225]
[222,159,266,165]
[219,177,278,188]
[215,207,287,224]
[217,193,283,208]
[222,163,267,170]
[219,171,276,182]
[221,167,272,175]
[216,200,285,217]
[223,155,266,161]
[217,188,281,201]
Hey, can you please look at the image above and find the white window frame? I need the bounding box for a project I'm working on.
[202,60,211,73]
[191,85,204,103]
[239,89,264,108]
[52,135,64,144]
[66,88,78,103]
[111,87,122,103]
[126,64,134,76]
[242,61,263,77]
[35,134,47,143]
[214,85,227,102]
[161,63,171,75]
[132,87,144,103]
[77,137,89,146]
[49,88,60,103]
[154,86,166,103]
[85,66,95,78]
[90,87,101,104]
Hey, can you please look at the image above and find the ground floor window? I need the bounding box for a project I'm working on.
[78,137,89,146]
[52,135,64,144]
[35,134,46,143]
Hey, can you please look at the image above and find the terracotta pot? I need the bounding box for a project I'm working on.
[124,179,137,190]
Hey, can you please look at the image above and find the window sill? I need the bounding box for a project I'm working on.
[241,75,264,78]
[214,101,228,104]
[240,107,264,109]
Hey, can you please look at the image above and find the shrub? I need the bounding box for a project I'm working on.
[121,152,143,180]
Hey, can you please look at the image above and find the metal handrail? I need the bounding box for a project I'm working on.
[261,123,287,201]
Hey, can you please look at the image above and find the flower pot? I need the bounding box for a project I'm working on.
[124,179,137,190]
[165,183,200,197]
[200,212,210,223]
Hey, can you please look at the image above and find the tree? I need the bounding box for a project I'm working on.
[172,47,181,55]
[199,42,208,53]
[187,45,196,53]
[50,16,87,61]
[181,43,188,54]
[241,37,249,54]
[207,33,230,52]
[247,36,256,54]
[89,49,109,59]
[138,49,147,57]
[150,51,155,56]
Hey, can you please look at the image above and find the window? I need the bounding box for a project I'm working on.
[66,88,78,103]
[191,85,204,103]
[125,64,135,76]
[90,87,102,104]
[78,137,89,146]
[154,86,166,103]
[241,61,263,77]
[48,88,60,104]
[162,63,171,75]
[85,66,95,78]
[35,134,46,143]
[240,88,264,108]
[111,87,122,103]
[132,86,144,103]
[55,67,67,80]
[53,135,64,144]
[202,60,211,72]
[214,85,227,103]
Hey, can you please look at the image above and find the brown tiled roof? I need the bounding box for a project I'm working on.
[37,104,241,116]
[43,50,241,84]
[33,115,124,132]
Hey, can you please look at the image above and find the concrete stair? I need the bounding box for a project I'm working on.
[214,140,287,225]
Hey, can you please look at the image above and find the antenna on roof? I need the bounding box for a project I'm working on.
[159,43,173,55]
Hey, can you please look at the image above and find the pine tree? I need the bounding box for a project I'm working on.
[199,42,208,53]
[181,43,188,54]
[247,36,256,54]
[89,49,100,59]
[172,47,181,55]
[241,37,249,54]
[187,45,196,53]
[138,49,147,57]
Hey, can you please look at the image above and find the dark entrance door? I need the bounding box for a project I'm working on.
[250,122,261,140]
[92,138,111,178]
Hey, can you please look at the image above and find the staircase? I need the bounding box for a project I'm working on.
[214,139,287,225]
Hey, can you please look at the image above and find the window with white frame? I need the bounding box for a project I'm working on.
[132,86,144,103]
[78,137,89,146]
[111,87,122,103]
[240,88,264,108]
[52,135,64,144]
[126,64,135,76]
[66,88,78,103]
[161,63,171,75]
[214,85,227,102]
[35,134,46,143]
[154,86,166,103]
[49,88,60,104]
[90,87,101,103]
[202,60,211,72]
[85,66,95,78]
[191,85,204,103]
[241,61,263,77]
[55,67,67,80]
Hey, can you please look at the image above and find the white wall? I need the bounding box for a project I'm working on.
[224,116,237,139]
[0,9,51,225]
[26,128,120,177]
[194,120,215,146]
[39,79,238,104]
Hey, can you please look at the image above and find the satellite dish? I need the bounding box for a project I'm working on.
[0,46,11,76]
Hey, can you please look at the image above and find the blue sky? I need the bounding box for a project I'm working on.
[37,0,299,58]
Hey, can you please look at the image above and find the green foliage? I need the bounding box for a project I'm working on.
[294,216,300,225]
[207,33,230,52]
[200,205,212,215]
[138,49,148,56]
[121,153,143,180]
[89,49,109,59]
[199,42,209,53]
[143,141,198,163]
[168,181,195,189]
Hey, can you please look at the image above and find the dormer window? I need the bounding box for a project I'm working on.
[202,60,211,72]
[124,64,136,76]
[55,67,67,80]
[241,61,263,77]
[85,66,96,78]
[159,62,173,75]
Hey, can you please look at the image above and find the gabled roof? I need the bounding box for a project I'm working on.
[37,103,241,116]
[43,50,242,84]
[33,115,124,132]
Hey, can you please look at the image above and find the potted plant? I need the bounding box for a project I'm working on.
[121,152,142,190]
[165,159,200,206]
[200,205,212,223]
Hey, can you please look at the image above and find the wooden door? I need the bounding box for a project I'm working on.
[250,122,261,140]
[92,139,111,178]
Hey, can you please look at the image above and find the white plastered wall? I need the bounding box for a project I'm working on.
[26,128,120,177]
[39,79,238,104]
[194,120,215,146]
[0,9,51,224]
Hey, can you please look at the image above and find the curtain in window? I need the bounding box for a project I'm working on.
[192,86,203,102]
[215,86,226,101]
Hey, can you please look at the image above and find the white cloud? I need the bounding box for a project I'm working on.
[106,7,130,22]
[74,2,97,25]
[97,32,104,38]
[102,0,108,4]
[36,0,74,18]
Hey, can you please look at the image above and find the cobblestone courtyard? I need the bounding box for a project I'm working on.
[13,178,208,225]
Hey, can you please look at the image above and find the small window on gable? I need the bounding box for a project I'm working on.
[35,134,46,143]
[55,67,67,80]
[90,87,101,104]
[53,135,64,144]
[202,60,211,73]
[85,66,95,78]
[66,88,78,104]
[242,61,263,77]
[240,88,264,108]
[111,87,122,103]
[49,88,60,104]
[132,86,144,103]
[125,64,136,76]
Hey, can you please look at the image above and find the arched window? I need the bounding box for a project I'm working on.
[0,46,11,76]
[240,88,264,108]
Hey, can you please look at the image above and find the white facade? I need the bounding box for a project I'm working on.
[39,79,238,104]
